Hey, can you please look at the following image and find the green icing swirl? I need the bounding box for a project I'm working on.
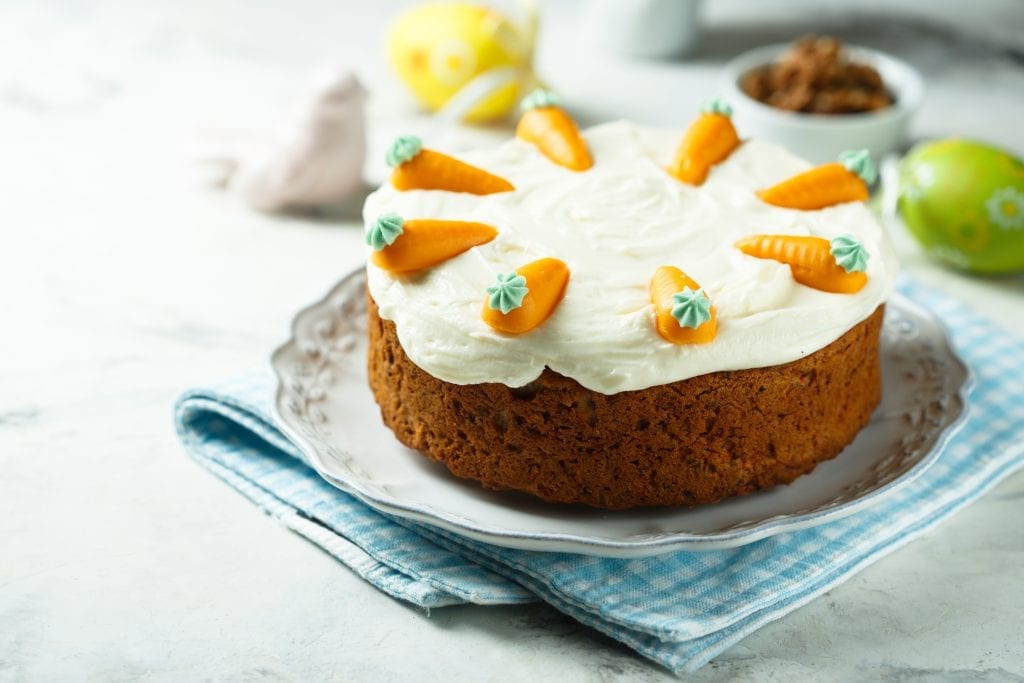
[520,88,561,113]
[838,148,877,185]
[700,97,733,117]
[671,287,712,329]
[386,135,423,167]
[486,272,529,314]
[830,234,870,273]
[366,213,404,251]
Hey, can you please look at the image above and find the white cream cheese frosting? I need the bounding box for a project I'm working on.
[363,121,897,394]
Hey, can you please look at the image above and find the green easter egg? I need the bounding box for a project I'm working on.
[898,139,1024,274]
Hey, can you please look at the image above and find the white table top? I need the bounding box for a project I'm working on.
[3,1,1024,680]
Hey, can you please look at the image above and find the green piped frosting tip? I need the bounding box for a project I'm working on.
[486,272,529,314]
[386,135,422,167]
[366,213,404,251]
[520,88,561,113]
[700,97,733,117]
[830,234,870,273]
[838,148,877,185]
[671,287,712,329]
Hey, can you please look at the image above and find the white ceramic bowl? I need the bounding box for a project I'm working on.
[720,43,924,164]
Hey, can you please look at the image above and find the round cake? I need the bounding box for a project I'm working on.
[362,99,897,509]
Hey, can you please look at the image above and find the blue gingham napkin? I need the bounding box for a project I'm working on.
[174,278,1024,675]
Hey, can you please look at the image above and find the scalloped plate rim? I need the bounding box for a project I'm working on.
[270,269,974,557]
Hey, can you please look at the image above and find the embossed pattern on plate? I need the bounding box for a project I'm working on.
[271,269,971,556]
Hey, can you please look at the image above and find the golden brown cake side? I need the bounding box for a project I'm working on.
[367,295,884,510]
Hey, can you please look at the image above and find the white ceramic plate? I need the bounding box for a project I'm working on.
[272,269,971,557]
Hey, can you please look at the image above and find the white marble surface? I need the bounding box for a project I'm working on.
[3,1,1024,680]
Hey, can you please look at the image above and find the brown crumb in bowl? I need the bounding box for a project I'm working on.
[741,35,893,115]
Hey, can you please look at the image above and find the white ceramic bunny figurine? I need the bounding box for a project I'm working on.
[233,70,367,212]
[202,69,368,213]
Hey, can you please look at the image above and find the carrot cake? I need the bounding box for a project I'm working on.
[361,94,897,509]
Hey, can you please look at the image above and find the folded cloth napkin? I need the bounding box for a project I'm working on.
[174,278,1024,675]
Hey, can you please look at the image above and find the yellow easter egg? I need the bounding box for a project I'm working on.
[387,3,527,122]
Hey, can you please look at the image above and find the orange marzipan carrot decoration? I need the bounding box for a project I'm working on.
[735,234,867,293]
[370,219,498,274]
[649,266,718,345]
[667,112,740,186]
[517,106,593,171]
[756,162,868,210]
[391,148,514,195]
[482,258,570,335]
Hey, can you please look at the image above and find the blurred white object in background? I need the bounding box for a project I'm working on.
[720,44,924,164]
[198,69,368,213]
[585,0,702,58]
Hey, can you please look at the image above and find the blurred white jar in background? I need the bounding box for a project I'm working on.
[585,0,702,59]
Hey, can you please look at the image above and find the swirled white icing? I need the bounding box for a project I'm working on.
[363,121,897,394]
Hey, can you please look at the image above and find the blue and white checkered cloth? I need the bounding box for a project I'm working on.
[174,278,1024,675]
